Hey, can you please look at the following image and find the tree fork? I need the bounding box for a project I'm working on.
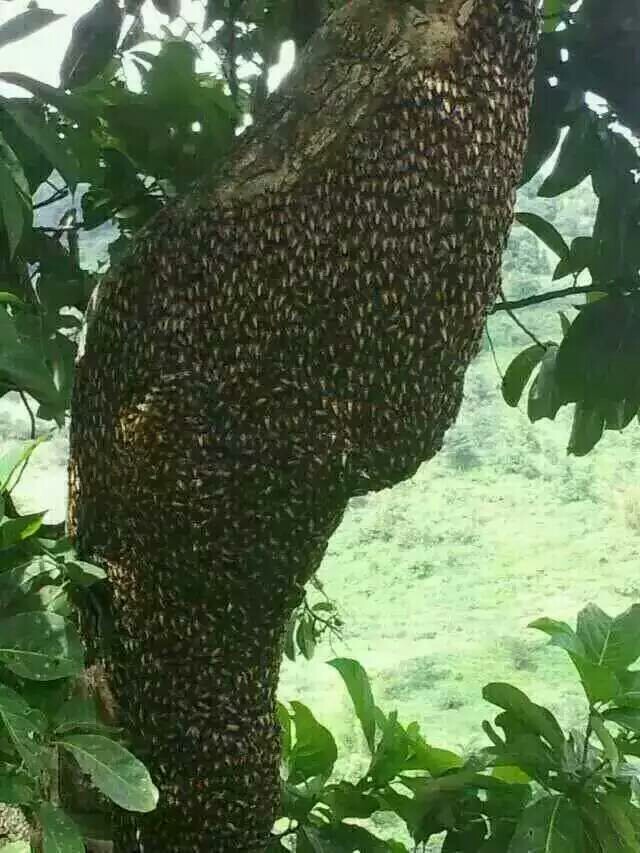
[68,1,540,850]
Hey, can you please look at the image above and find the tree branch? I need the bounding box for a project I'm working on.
[18,390,36,440]
[491,284,621,313]
[189,0,477,208]
[498,286,546,348]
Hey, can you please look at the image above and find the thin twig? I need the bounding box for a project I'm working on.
[34,225,80,233]
[491,284,627,313]
[18,389,36,440]
[484,323,503,382]
[33,188,69,210]
[499,287,547,349]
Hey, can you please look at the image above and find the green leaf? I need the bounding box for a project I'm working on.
[0,9,64,50]
[298,823,394,853]
[538,110,599,198]
[60,0,124,90]
[503,345,548,408]
[528,618,587,658]
[519,75,564,186]
[369,711,410,785]
[0,74,96,125]
[53,696,118,736]
[152,0,180,17]
[577,604,640,671]
[0,98,79,189]
[0,612,84,681]
[483,684,565,753]
[0,843,31,853]
[602,708,640,734]
[328,658,377,753]
[553,237,595,281]
[0,293,22,306]
[509,795,584,853]
[527,346,564,423]
[597,792,640,853]
[543,0,572,31]
[0,132,31,257]
[404,725,463,776]
[0,513,44,549]
[35,803,84,853]
[0,556,61,611]
[296,616,316,661]
[570,657,620,706]
[556,296,640,406]
[515,213,569,259]
[276,701,291,759]
[57,734,158,813]
[63,561,107,588]
[320,781,379,821]
[568,403,605,457]
[0,683,50,775]
[0,767,35,804]
[288,702,337,782]
[591,712,619,773]
[0,438,46,493]
[283,613,296,661]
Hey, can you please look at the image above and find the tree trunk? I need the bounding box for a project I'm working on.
[67,1,539,850]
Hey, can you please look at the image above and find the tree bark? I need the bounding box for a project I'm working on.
[67,1,540,850]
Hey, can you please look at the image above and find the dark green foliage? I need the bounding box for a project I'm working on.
[60,0,124,90]
[0,9,63,51]
[274,602,640,852]
[0,443,158,848]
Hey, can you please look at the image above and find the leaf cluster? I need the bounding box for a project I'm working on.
[273,603,640,852]
[0,443,158,852]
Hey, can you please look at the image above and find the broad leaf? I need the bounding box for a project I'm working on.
[288,702,337,782]
[556,296,640,406]
[528,618,586,658]
[319,781,379,821]
[152,0,180,17]
[527,346,564,423]
[63,560,107,588]
[0,513,44,549]
[60,0,124,90]
[0,683,49,775]
[0,98,79,189]
[483,684,565,753]
[0,768,35,804]
[515,212,569,259]
[35,803,84,853]
[58,734,159,812]
[0,612,84,680]
[577,604,640,671]
[0,132,30,257]
[590,712,619,772]
[0,437,46,493]
[328,658,376,752]
[509,795,584,853]
[0,9,63,50]
[603,708,640,734]
[570,657,620,705]
[503,345,548,408]
[538,110,599,198]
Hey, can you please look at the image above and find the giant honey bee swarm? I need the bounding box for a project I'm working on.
[68,2,539,850]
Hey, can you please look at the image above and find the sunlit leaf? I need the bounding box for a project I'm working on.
[58,734,159,812]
